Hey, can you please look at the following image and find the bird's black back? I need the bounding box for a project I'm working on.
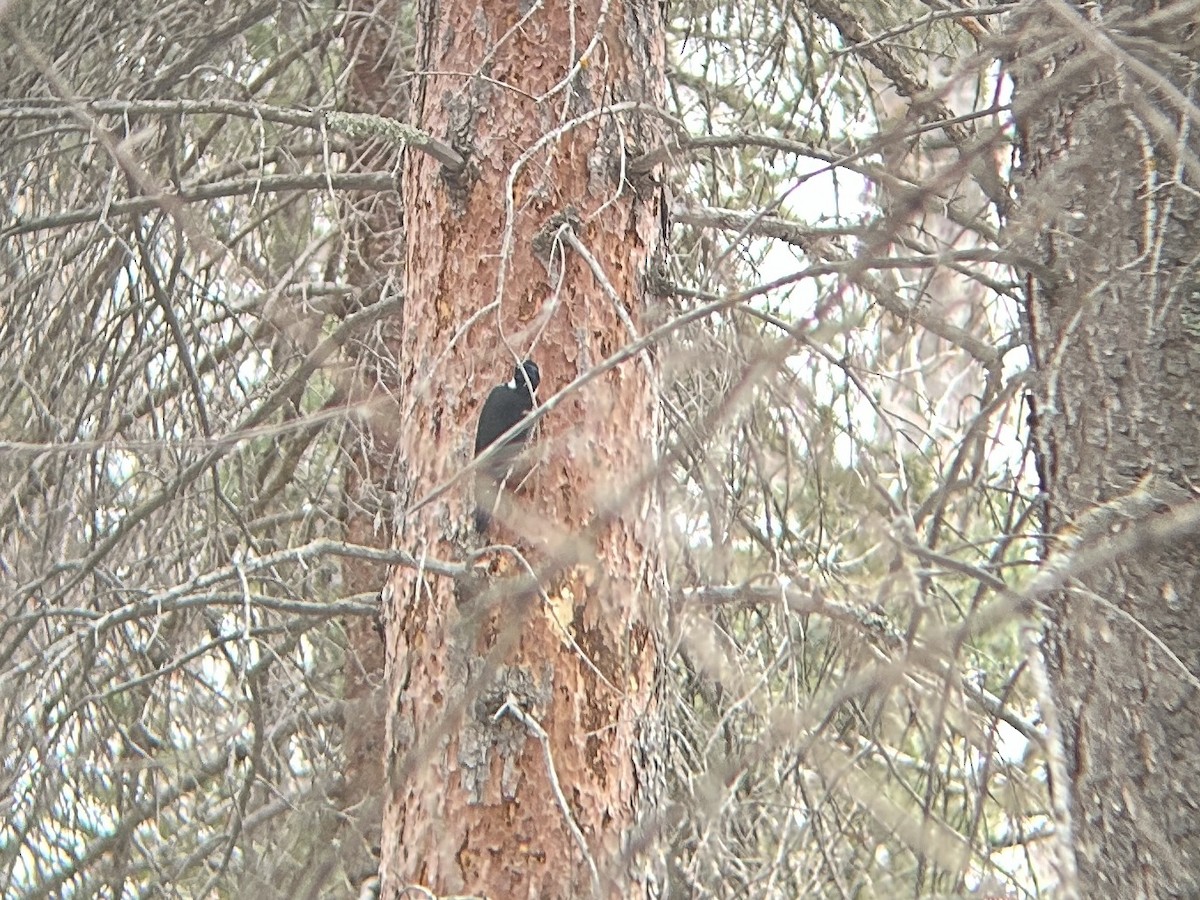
[472,360,540,534]
[474,384,534,456]
[474,361,539,458]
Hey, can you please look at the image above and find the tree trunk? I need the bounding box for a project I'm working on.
[335,0,410,886]
[379,0,667,897]
[1012,3,1200,895]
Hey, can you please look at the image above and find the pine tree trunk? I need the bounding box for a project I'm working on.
[378,0,667,896]
[1012,3,1200,894]
[336,0,410,885]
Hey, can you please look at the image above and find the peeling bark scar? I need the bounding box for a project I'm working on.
[458,665,551,803]
[453,567,488,608]
[532,206,583,265]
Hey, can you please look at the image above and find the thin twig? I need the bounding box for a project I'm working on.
[494,697,602,899]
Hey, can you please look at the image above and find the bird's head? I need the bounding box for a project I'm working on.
[513,359,540,393]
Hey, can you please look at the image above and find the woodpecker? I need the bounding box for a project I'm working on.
[473,359,540,532]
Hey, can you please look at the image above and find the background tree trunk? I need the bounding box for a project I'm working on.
[379,0,667,897]
[333,0,410,886]
[1012,3,1200,894]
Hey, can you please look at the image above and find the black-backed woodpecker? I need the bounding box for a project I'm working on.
[473,360,540,532]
